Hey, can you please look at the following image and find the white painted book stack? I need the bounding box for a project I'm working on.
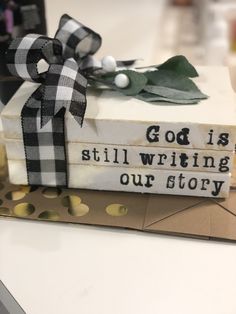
[1,66,236,198]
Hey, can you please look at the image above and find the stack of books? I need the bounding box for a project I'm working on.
[2,66,236,198]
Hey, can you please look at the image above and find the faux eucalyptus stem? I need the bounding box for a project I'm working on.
[87,55,208,105]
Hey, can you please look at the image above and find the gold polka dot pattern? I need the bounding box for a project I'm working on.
[42,187,62,198]
[0,177,135,229]
[6,191,26,201]
[38,210,60,221]
[105,204,128,216]
[13,203,35,217]
[62,195,89,217]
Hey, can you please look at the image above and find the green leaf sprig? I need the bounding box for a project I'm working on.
[88,55,208,105]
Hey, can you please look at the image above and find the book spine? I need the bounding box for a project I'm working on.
[2,115,236,151]
[8,160,230,198]
[5,139,234,173]
[67,143,233,173]
[67,119,236,151]
[69,166,230,198]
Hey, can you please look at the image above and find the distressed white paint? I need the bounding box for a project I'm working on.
[7,160,230,198]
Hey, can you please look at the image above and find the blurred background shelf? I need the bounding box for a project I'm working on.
[2,0,236,96]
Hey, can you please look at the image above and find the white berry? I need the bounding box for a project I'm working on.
[114,73,130,88]
[101,55,116,72]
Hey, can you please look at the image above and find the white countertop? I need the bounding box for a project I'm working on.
[1,218,236,314]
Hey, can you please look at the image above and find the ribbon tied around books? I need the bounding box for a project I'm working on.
[6,14,104,186]
[6,14,207,187]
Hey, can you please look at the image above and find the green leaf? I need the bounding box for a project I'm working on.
[100,70,147,96]
[144,70,208,97]
[157,55,198,78]
[144,85,207,100]
[136,92,199,104]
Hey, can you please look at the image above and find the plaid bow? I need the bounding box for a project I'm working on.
[6,14,102,187]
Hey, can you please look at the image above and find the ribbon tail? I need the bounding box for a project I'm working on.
[68,63,88,126]
[69,99,87,127]
[21,86,68,187]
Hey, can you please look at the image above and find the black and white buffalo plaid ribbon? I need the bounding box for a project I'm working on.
[6,14,101,186]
